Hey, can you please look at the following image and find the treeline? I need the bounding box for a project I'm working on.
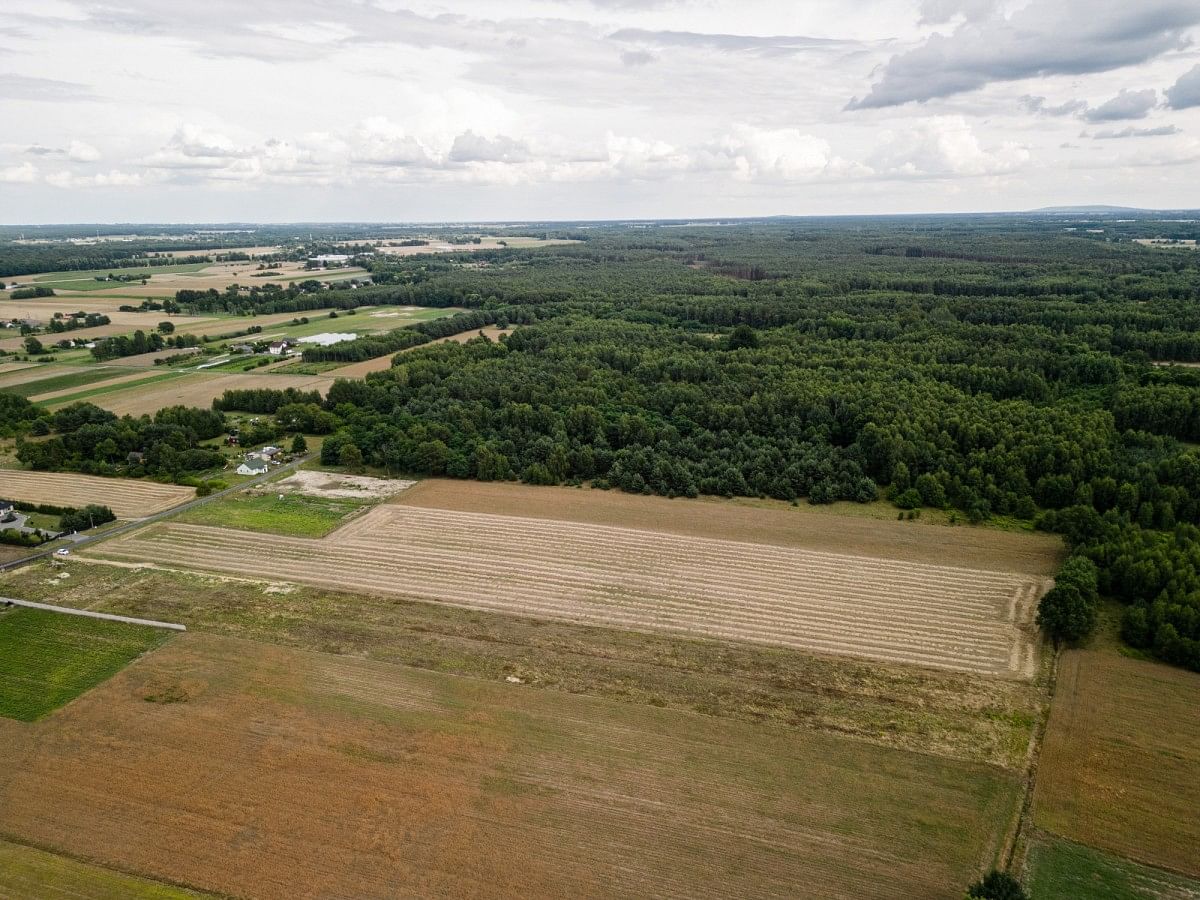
[90,330,200,361]
[9,286,55,299]
[15,403,226,478]
[212,387,323,414]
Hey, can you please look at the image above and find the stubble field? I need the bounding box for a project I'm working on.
[74,371,333,415]
[0,470,194,517]
[1031,649,1200,878]
[97,499,1050,677]
[0,632,1021,899]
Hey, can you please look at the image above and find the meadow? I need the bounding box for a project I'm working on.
[174,490,372,537]
[0,839,205,899]
[1024,833,1200,900]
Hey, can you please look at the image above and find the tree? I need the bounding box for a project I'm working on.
[1037,584,1096,644]
[291,433,308,454]
[23,336,44,355]
[158,321,175,334]
[726,324,759,350]
[338,442,364,472]
[966,870,1026,900]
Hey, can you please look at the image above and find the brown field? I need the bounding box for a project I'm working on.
[98,499,1050,676]
[1032,650,1200,877]
[323,355,396,378]
[72,263,367,299]
[0,365,64,389]
[27,369,168,402]
[0,632,1020,899]
[0,470,194,517]
[78,371,333,416]
[0,362,41,375]
[0,315,219,352]
[400,480,1065,575]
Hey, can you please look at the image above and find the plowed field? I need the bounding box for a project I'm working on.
[99,503,1047,676]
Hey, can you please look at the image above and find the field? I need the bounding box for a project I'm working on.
[28,369,176,404]
[1,366,126,397]
[0,606,170,721]
[0,839,204,899]
[95,494,1051,677]
[173,491,374,537]
[0,557,1045,769]
[72,371,333,416]
[0,469,194,517]
[0,631,1021,899]
[1024,833,1200,900]
[1032,650,1200,878]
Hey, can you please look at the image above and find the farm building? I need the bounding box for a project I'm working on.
[267,341,289,355]
[236,457,269,476]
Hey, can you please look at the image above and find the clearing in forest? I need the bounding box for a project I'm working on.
[0,469,194,517]
[1032,650,1200,879]
[98,499,1049,677]
[0,632,1020,900]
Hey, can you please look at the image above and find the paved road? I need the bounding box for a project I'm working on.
[0,453,315,573]
[0,597,186,631]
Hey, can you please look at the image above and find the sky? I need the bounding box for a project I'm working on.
[2,0,1200,222]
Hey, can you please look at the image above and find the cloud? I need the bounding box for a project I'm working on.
[1166,64,1200,110]
[0,73,96,102]
[620,49,657,67]
[868,115,1029,177]
[1083,88,1158,122]
[1019,95,1088,117]
[67,140,101,162]
[698,125,856,181]
[0,162,37,183]
[448,131,531,164]
[918,0,998,26]
[848,1,1200,109]
[609,28,855,55]
[1091,125,1181,139]
[45,169,143,188]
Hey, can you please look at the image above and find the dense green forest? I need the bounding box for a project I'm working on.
[5,215,1200,668]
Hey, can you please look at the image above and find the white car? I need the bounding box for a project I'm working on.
[54,548,70,557]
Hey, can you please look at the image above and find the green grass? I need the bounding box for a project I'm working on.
[31,262,211,291]
[3,367,125,398]
[1026,832,1200,899]
[172,490,369,537]
[40,371,181,408]
[0,838,205,899]
[194,355,275,373]
[0,606,169,721]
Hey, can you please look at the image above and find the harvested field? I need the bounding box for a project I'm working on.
[0,470,194,517]
[0,633,1021,899]
[324,355,396,378]
[81,372,333,416]
[399,480,1065,576]
[1032,650,1200,878]
[0,362,40,375]
[1,559,1047,769]
[0,365,69,390]
[99,503,1048,676]
[275,470,415,499]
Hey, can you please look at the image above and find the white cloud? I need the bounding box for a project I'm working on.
[869,116,1030,177]
[67,139,100,162]
[0,162,37,183]
[1083,88,1158,122]
[1166,64,1200,110]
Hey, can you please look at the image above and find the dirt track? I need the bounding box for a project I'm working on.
[99,503,1047,677]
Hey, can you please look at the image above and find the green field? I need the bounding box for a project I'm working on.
[39,371,181,408]
[3,366,126,398]
[173,490,370,537]
[1025,833,1200,899]
[0,838,205,899]
[30,262,212,291]
[0,606,170,721]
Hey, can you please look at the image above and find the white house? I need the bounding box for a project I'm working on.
[236,457,269,476]
[267,341,288,355]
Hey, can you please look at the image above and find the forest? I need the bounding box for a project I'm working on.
[6,215,1200,668]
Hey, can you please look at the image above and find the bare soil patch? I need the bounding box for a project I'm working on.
[275,470,414,500]
[0,470,194,517]
[100,502,1048,677]
[399,480,1064,576]
[0,632,1020,899]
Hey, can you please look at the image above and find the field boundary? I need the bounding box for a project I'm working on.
[2,597,186,631]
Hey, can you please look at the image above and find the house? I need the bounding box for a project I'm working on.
[230,343,253,354]
[267,341,289,355]
[236,457,269,476]
[260,446,282,458]
[0,500,13,515]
